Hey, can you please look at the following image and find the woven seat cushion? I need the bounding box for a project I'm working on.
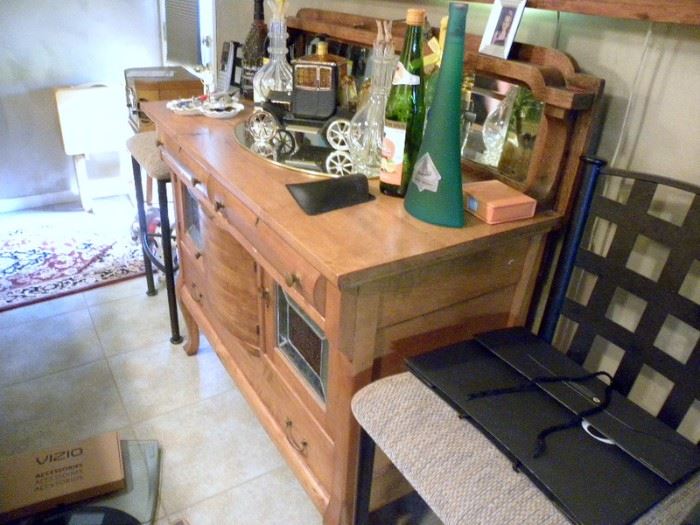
[351,372,700,525]
[126,131,170,181]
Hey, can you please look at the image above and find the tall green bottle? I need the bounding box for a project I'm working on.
[404,2,468,227]
[379,9,426,198]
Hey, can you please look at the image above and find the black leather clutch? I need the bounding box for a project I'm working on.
[286,174,375,215]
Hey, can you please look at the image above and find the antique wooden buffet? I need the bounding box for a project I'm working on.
[145,8,605,525]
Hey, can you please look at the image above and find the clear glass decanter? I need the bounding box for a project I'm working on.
[348,22,396,178]
[252,10,292,104]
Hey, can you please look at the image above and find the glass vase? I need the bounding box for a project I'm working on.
[252,17,292,103]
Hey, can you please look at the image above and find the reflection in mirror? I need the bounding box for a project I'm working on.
[461,76,543,184]
[234,123,358,178]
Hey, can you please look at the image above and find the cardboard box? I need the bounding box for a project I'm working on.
[463,180,537,224]
[0,432,125,523]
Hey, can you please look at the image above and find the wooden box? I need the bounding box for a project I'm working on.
[124,66,202,133]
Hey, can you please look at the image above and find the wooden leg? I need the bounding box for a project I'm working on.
[179,288,201,356]
[73,154,93,212]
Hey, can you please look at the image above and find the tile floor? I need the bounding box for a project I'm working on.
[0,276,322,525]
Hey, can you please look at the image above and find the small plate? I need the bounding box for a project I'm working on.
[166,98,202,115]
[200,102,244,119]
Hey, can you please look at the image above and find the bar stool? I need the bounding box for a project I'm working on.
[127,131,183,344]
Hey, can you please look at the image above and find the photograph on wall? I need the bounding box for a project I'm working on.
[479,0,526,59]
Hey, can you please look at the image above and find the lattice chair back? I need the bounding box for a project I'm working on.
[540,156,699,444]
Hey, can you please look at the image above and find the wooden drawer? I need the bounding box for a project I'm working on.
[256,221,327,319]
[179,241,207,312]
[160,138,210,187]
[206,177,259,248]
[259,354,334,494]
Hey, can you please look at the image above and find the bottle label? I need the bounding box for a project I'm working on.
[241,66,257,97]
[392,62,420,86]
[411,153,442,192]
[380,120,407,186]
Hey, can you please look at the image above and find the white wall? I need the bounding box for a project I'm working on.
[217,0,700,185]
[0,0,162,206]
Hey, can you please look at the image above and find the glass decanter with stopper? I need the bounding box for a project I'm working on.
[481,85,520,167]
[252,0,292,104]
[348,21,397,178]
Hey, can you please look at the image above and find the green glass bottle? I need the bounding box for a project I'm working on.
[379,9,426,198]
[404,2,468,227]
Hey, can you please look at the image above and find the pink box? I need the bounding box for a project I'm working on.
[463,180,537,224]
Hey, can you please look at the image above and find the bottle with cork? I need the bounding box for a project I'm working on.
[379,8,427,198]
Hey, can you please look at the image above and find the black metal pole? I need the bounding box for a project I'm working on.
[539,155,606,342]
[132,157,157,297]
[353,429,376,525]
[158,179,183,345]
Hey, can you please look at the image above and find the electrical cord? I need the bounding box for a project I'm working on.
[610,21,654,168]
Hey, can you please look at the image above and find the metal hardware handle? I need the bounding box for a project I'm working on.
[191,282,203,304]
[214,200,225,212]
[261,288,271,308]
[195,251,202,260]
[244,345,261,358]
[285,419,308,456]
[284,272,302,289]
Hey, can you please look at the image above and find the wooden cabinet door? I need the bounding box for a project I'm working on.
[203,213,261,353]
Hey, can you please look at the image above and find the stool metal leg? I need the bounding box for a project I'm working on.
[354,428,376,525]
[158,179,183,345]
[131,157,157,297]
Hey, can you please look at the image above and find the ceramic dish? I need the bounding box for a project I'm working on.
[200,102,244,119]
[166,98,202,116]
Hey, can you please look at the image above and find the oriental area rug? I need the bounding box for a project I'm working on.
[0,201,145,312]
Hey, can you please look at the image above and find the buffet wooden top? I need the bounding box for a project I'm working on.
[145,101,562,289]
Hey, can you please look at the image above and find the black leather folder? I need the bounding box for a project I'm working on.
[406,335,700,525]
[286,174,374,215]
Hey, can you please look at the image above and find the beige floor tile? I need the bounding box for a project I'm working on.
[0,360,129,456]
[90,292,175,356]
[0,292,87,330]
[82,276,150,307]
[0,308,103,387]
[132,391,284,514]
[109,341,233,423]
[168,466,322,525]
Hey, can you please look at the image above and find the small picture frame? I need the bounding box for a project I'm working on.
[216,40,241,92]
[479,0,526,59]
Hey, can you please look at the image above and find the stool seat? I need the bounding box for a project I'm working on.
[126,131,170,181]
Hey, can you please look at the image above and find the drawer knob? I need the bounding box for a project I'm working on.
[195,251,203,259]
[285,418,308,456]
[191,282,203,304]
[284,272,302,289]
[214,200,225,212]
